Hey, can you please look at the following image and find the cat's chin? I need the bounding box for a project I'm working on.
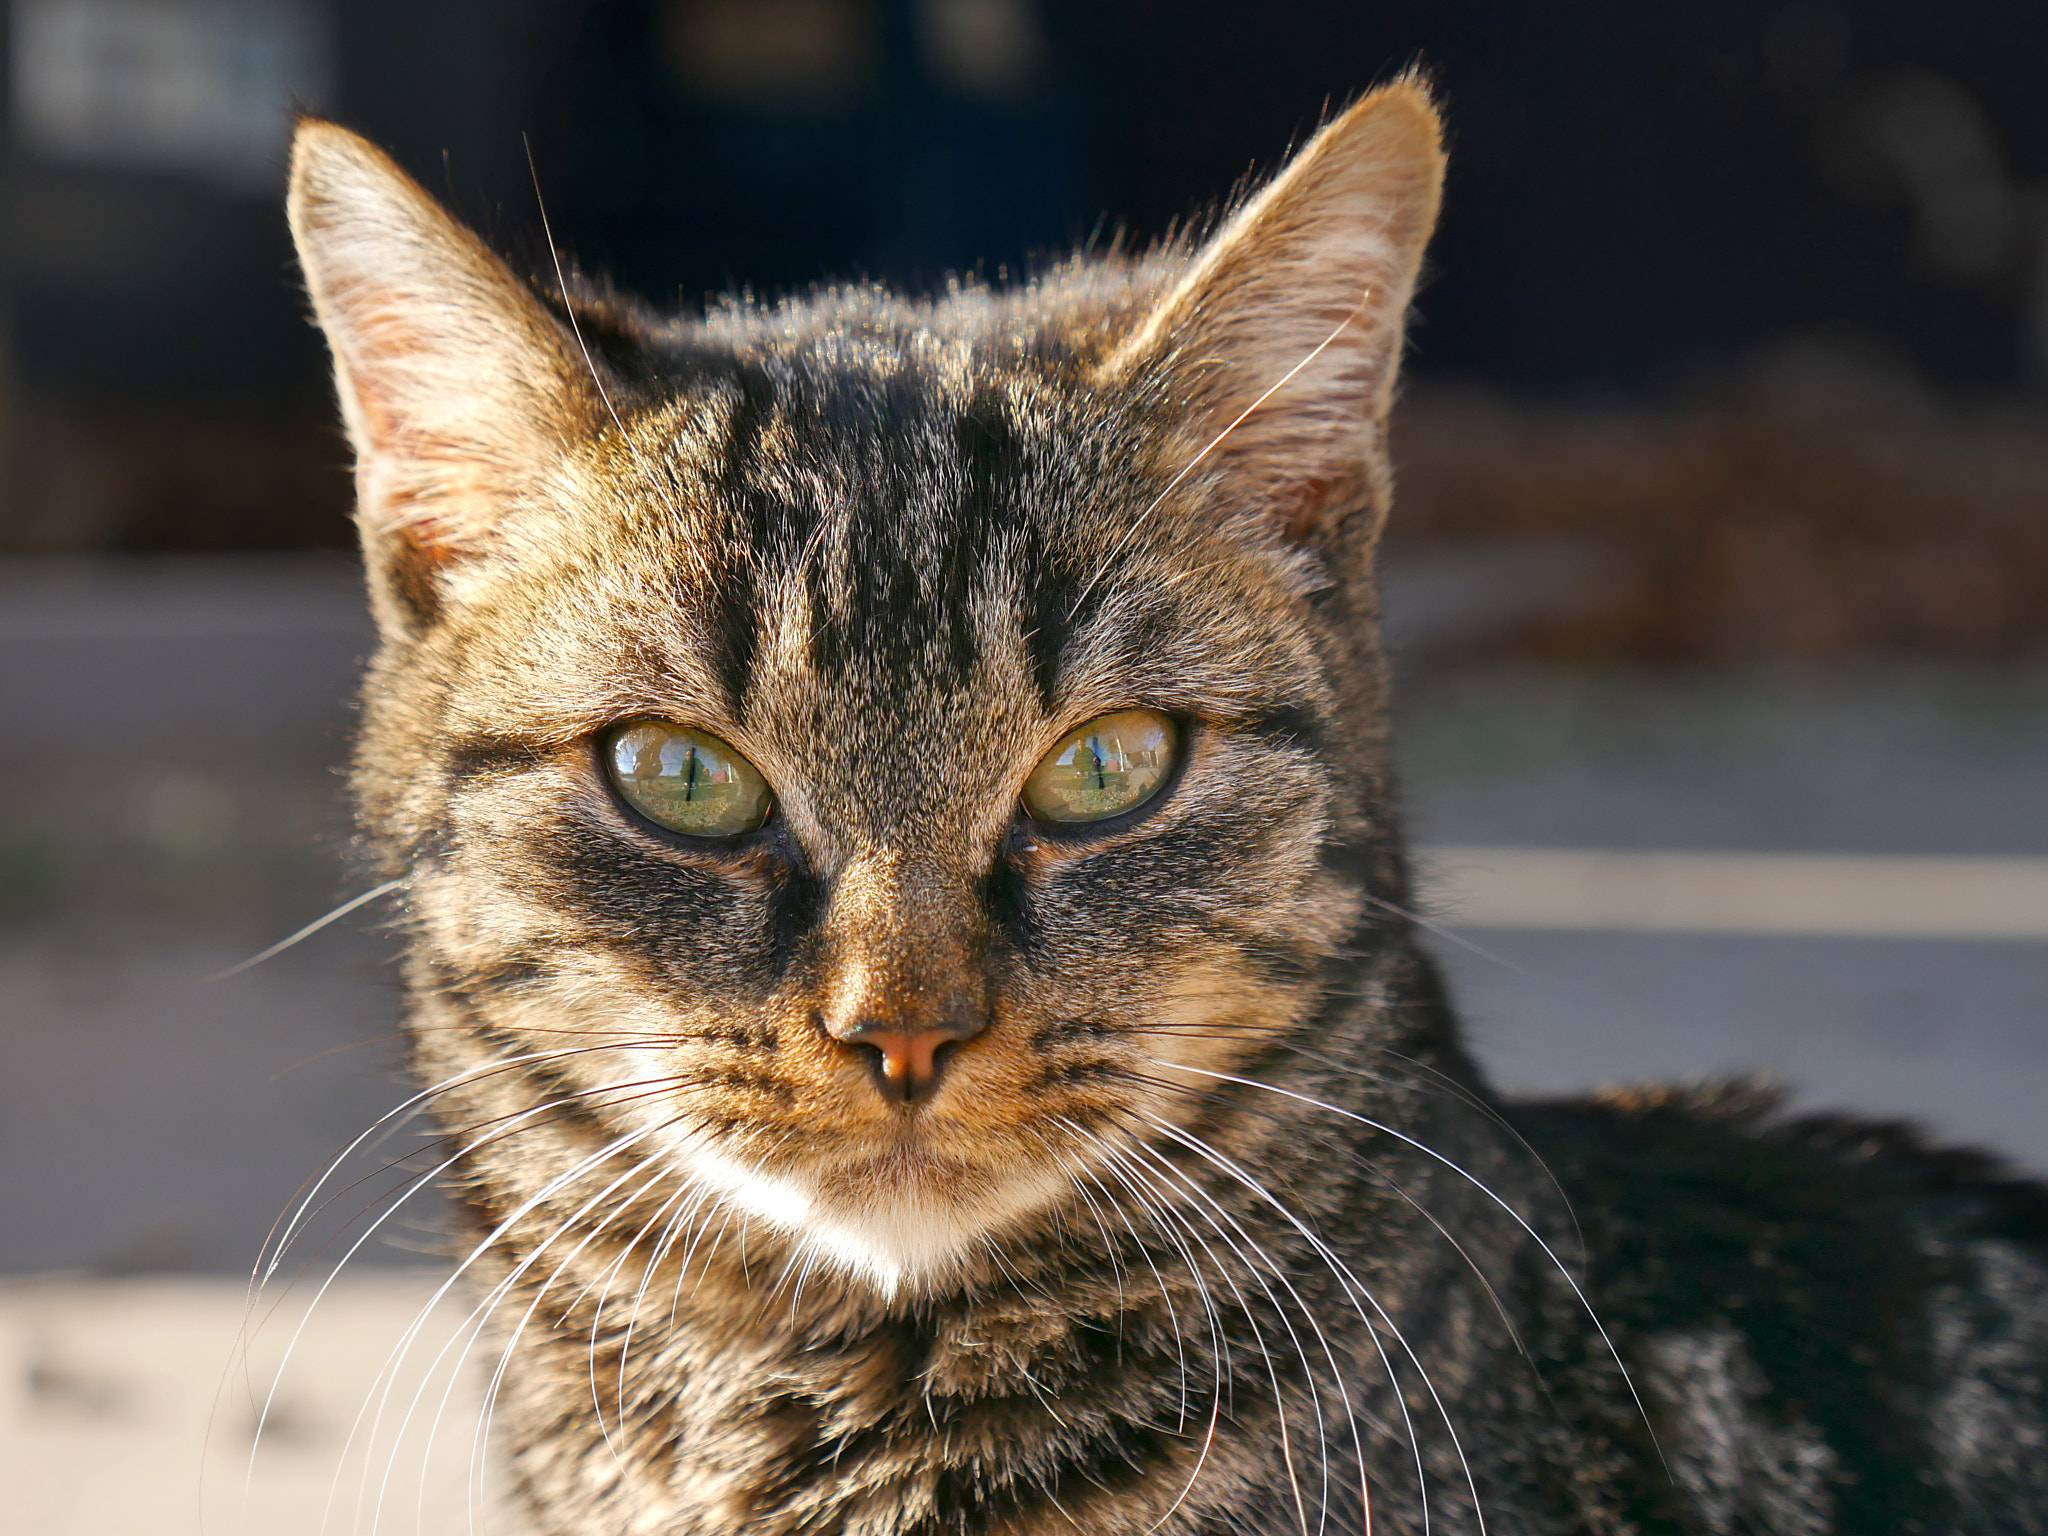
[679,1136,1070,1298]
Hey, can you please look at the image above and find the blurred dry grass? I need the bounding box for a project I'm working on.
[1391,381,2048,661]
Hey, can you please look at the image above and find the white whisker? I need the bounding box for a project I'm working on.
[1134,1110,1457,1534]
[455,1156,687,1528]
[1362,892,1543,980]
[1069,1119,1329,1536]
[208,876,410,982]
[246,1089,610,1524]
[329,1116,673,1536]
[573,1177,702,1464]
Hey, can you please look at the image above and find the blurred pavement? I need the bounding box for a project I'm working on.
[1395,662,2048,1168]
[0,1271,530,1535]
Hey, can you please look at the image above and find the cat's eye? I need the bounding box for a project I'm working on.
[605,721,772,838]
[1021,710,1178,824]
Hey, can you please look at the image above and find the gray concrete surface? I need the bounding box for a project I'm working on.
[0,554,372,741]
[0,1271,530,1535]
[1395,664,2048,1168]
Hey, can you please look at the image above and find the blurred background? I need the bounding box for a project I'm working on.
[1,1,2045,1526]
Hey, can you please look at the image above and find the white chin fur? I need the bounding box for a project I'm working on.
[682,1141,1066,1298]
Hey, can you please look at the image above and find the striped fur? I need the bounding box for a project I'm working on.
[289,82,2048,1534]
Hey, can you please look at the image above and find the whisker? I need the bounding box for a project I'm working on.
[567,1177,702,1459]
[206,876,410,982]
[255,1068,711,1359]
[1134,1109,1459,1534]
[1361,892,1542,981]
[453,1156,691,1527]
[254,1042,670,1292]
[265,1029,408,1083]
[256,1040,661,1273]
[522,138,709,582]
[614,1179,721,1441]
[1031,1135,1135,1373]
[328,1116,677,1536]
[1108,1065,1536,1368]
[379,1128,687,1536]
[248,1093,609,1518]
[1375,1047,1586,1256]
[1051,1123,1231,1535]
[1114,1117,1392,1536]
[1067,1119,1327,1536]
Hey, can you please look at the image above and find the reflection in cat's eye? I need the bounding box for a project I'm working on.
[605,721,772,837]
[1022,710,1178,823]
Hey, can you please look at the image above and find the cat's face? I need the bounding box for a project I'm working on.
[289,86,1443,1293]
[372,357,1357,1287]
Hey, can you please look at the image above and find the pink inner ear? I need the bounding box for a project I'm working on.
[381,500,465,557]
[1102,85,1443,549]
[352,370,400,450]
[344,307,511,555]
[353,401,486,555]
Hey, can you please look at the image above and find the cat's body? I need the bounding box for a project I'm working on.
[286,82,2048,1534]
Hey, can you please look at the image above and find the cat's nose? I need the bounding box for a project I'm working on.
[815,851,990,1105]
[826,1012,985,1104]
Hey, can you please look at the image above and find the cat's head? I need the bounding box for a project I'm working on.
[288,83,1443,1294]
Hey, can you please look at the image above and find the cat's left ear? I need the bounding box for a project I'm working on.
[287,118,605,637]
[1104,78,1445,546]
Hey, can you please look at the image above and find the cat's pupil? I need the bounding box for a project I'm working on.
[643,739,711,800]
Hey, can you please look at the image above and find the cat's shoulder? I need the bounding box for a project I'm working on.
[1508,1080,2048,1527]
[1509,1078,2048,1256]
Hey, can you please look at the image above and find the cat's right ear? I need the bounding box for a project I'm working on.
[1100,79,1445,552]
[287,119,603,637]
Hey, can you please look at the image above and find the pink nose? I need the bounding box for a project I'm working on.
[830,1017,982,1103]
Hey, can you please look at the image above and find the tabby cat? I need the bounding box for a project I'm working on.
[285,80,2048,1534]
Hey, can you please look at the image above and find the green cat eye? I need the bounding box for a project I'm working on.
[605,721,772,838]
[1022,710,1178,824]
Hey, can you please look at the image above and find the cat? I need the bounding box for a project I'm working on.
[285,78,2048,1534]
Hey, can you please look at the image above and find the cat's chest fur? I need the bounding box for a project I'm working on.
[288,79,2048,1536]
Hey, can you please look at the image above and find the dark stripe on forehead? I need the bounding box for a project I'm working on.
[946,410,1014,682]
[709,374,776,718]
[806,382,990,688]
[1020,523,1099,715]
